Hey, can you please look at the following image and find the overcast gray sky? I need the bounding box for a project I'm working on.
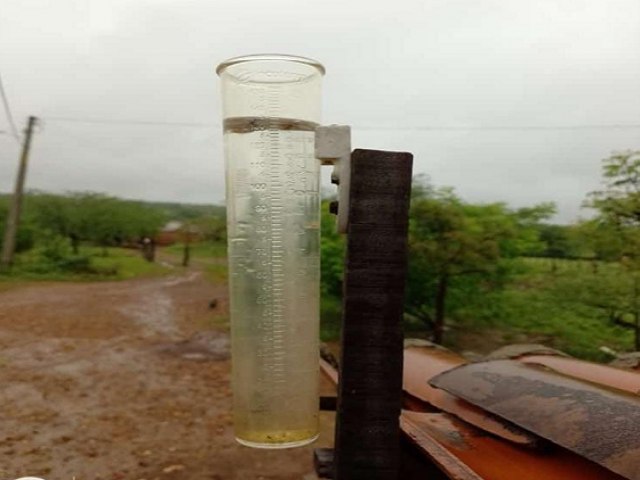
[1,0,639,222]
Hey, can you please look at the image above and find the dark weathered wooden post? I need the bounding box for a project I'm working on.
[333,148,413,480]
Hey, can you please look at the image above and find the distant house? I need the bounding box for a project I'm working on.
[155,220,202,246]
[155,220,184,246]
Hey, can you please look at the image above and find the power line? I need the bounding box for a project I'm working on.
[45,116,214,128]
[42,115,640,131]
[0,71,20,143]
[358,124,640,132]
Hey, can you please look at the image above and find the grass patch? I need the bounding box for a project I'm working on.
[456,257,635,361]
[490,287,632,361]
[0,247,170,283]
[90,248,170,280]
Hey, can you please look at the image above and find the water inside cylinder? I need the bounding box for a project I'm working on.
[224,116,320,448]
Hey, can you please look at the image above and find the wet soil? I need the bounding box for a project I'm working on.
[0,267,334,479]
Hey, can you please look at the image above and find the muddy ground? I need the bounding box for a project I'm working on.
[0,266,334,479]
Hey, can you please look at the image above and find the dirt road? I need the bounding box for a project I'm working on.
[0,269,334,479]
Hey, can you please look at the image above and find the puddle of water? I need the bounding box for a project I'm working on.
[119,290,177,338]
[156,330,230,361]
[162,271,200,287]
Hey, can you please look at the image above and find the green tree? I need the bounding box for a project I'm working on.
[85,196,165,251]
[585,150,640,348]
[320,200,344,298]
[555,266,637,331]
[406,180,553,344]
[29,192,165,254]
[536,224,575,259]
[588,150,640,226]
[27,192,85,253]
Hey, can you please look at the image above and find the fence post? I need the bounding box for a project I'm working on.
[333,148,413,480]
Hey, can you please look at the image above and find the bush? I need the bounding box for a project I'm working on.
[40,233,72,262]
[0,208,36,254]
[55,255,95,274]
[16,234,100,275]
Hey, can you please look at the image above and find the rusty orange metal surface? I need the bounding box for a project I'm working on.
[519,354,640,395]
[430,360,640,479]
[321,354,630,480]
[404,346,538,446]
[401,413,483,480]
[402,411,626,480]
[404,345,467,377]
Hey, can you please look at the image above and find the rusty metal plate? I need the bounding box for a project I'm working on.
[404,347,539,446]
[430,360,640,479]
[519,355,640,396]
[402,411,625,480]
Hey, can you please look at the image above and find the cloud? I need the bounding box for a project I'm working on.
[1,0,639,223]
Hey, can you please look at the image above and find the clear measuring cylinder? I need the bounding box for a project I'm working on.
[216,54,324,448]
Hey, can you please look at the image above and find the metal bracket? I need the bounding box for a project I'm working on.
[315,125,351,234]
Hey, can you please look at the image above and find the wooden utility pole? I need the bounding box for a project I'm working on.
[1,115,38,268]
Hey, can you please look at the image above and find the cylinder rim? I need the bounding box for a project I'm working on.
[216,53,325,76]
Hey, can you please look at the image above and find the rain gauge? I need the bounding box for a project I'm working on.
[217,54,324,448]
[216,54,413,480]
